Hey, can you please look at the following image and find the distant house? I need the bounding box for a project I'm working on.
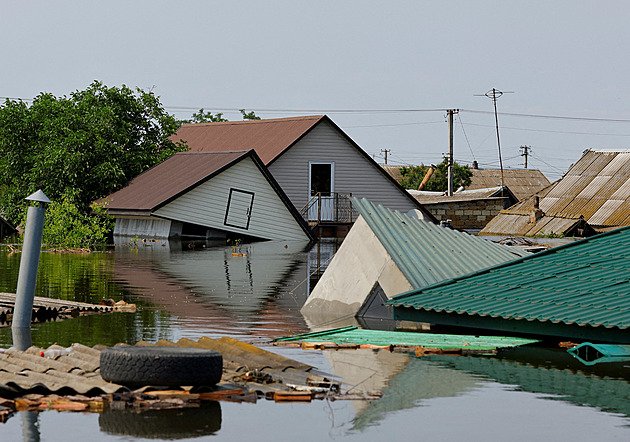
[467,166,550,201]
[98,150,315,242]
[301,198,528,327]
[408,186,519,232]
[389,225,630,343]
[481,149,630,237]
[381,164,550,202]
[172,116,436,226]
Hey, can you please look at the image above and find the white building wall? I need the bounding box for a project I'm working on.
[301,216,413,320]
[154,157,309,241]
[114,216,180,238]
[268,120,418,213]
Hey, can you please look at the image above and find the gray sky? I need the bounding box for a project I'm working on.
[3,1,629,181]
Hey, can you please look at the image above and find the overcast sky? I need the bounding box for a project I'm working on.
[3,1,630,181]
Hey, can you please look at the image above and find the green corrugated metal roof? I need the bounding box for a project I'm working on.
[275,326,538,350]
[389,225,630,331]
[351,198,529,290]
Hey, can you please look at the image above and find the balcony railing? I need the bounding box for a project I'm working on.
[299,193,354,224]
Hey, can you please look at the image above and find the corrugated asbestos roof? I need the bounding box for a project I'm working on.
[171,116,324,165]
[98,151,249,213]
[389,225,630,331]
[468,168,551,200]
[352,198,529,290]
[481,150,630,235]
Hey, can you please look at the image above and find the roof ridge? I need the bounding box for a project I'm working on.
[180,115,325,128]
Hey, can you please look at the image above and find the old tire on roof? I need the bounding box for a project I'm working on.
[100,346,223,387]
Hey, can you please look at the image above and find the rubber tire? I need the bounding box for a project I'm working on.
[99,402,221,439]
[100,346,223,387]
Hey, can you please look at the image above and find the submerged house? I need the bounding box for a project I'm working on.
[98,150,314,242]
[172,116,436,229]
[481,149,630,237]
[301,198,529,326]
[408,186,519,232]
[389,225,630,343]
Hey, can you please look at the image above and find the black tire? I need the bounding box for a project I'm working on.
[99,401,222,439]
[100,346,223,387]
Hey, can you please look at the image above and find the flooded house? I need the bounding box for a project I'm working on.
[172,115,436,233]
[98,150,314,242]
[408,186,519,232]
[301,198,529,328]
[389,225,630,343]
[481,149,630,237]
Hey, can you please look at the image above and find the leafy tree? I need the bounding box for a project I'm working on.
[240,109,260,120]
[398,157,472,192]
[0,81,185,245]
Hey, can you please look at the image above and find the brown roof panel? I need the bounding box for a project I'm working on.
[99,151,250,212]
[170,116,325,165]
[468,169,551,200]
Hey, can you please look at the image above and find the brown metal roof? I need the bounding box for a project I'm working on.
[98,151,251,212]
[171,116,325,165]
[468,168,551,200]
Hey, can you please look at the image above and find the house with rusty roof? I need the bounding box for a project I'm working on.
[98,150,314,242]
[172,116,436,230]
[301,198,528,328]
[480,149,630,237]
[389,225,630,343]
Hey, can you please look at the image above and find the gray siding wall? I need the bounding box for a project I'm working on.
[269,121,417,214]
[154,157,309,241]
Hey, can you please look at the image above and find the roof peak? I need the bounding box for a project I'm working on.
[180,115,326,128]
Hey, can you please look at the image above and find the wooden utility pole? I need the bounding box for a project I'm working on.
[381,149,391,165]
[447,110,458,196]
[520,145,530,168]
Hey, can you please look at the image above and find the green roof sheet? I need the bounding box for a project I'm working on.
[389,225,630,331]
[351,198,529,290]
[275,326,538,350]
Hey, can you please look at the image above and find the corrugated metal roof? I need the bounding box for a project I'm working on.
[389,225,630,332]
[467,169,551,200]
[171,116,324,165]
[98,151,249,212]
[352,198,529,290]
[276,326,538,350]
[408,186,516,205]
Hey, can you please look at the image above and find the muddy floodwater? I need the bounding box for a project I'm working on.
[1,238,630,441]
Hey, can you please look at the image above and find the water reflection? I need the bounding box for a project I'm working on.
[99,402,221,439]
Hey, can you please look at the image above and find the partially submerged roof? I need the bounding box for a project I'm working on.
[171,116,324,165]
[98,150,314,241]
[389,225,630,342]
[468,168,551,200]
[353,198,529,289]
[482,150,630,236]
[99,150,250,214]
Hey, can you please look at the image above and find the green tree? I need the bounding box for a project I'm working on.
[240,109,260,120]
[398,157,472,192]
[179,109,260,125]
[0,81,185,244]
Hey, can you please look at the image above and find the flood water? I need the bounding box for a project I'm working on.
[2,238,630,441]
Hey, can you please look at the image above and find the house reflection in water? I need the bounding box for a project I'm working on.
[111,237,339,339]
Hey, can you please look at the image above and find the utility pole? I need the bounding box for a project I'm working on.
[520,145,531,168]
[381,149,391,165]
[446,110,458,196]
[476,88,513,190]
